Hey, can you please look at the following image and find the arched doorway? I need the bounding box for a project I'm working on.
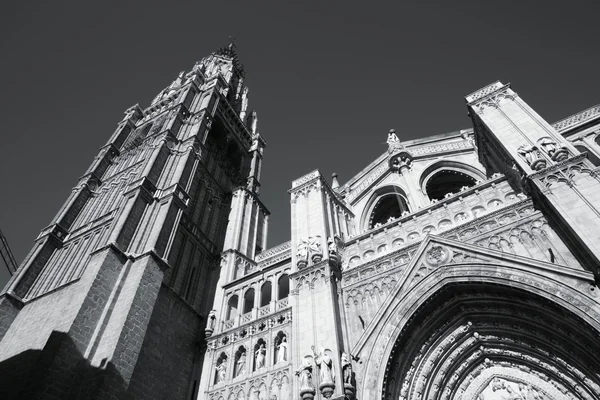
[380,283,600,400]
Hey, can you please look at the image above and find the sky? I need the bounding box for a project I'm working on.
[0,1,599,288]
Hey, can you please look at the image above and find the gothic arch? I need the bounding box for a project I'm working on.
[355,262,600,400]
[419,160,486,201]
[360,185,410,231]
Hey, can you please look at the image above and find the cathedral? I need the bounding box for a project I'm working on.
[1,44,600,400]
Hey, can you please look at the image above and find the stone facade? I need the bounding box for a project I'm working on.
[1,48,600,400]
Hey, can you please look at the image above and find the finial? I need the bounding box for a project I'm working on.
[228,35,237,50]
[332,173,340,189]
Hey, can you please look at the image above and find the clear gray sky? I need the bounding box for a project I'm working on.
[1,1,598,288]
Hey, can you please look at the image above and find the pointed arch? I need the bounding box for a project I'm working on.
[360,185,410,231]
[353,249,600,400]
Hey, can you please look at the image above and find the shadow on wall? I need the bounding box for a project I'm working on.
[0,331,129,400]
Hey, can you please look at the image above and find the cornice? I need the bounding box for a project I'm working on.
[552,104,600,133]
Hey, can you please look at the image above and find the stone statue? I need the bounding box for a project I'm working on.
[216,362,227,383]
[207,309,217,330]
[517,144,536,165]
[312,346,334,384]
[235,350,246,376]
[297,239,309,260]
[341,352,352,383]
[308,236,323,262]
[327,237,337,256]
[387,129,400,145]
[518,144,548,171]
[295,356,314,390]
[539,137,558,156]
[297,239,309,269]
[277,336,288,363]
[255,343,266,369]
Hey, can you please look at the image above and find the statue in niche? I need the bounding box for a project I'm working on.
[308,236,323,262]
[341,353,352,383]
[235,349,247,376]
[277,335,288,363]
[215,362,227,383]
[255,343,266,369]
[312,346,335,384]
[295,356,315,391]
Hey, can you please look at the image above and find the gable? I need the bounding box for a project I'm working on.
[349,234,596,357]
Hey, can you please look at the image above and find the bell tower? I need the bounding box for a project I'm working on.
[0,43,263,400]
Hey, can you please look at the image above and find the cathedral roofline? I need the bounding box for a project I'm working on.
[338,102,600,193]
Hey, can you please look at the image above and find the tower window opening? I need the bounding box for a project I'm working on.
[426,170,477,201]
[227,295,239,320]
[370,194,409,229]
[278,274,289,300]
[243,288,254,314]
[260,281,272,307]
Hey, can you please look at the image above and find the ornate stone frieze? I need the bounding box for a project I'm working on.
[552,104,600,133]
[256,241,291,262]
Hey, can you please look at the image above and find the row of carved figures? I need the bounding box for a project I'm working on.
[295,347,355,399]
[517,137,569,171]
[296,236,339,269]
[215,336,289,384]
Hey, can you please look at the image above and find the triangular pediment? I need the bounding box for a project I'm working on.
[351,234,595,355]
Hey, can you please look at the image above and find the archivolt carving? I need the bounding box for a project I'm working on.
[354,261,600,400]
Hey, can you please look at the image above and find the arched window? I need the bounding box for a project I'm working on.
[278,275,289,300]
[215,353,228,384]
[369,194,410,229]
[234,346,247,378]
[360,186,410,231]
[575,144,600,167]
[122,123,152,151]
[227,295,239,320]
[425,170,477,201]
[243,289,255,314]
[260,281,272,307]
